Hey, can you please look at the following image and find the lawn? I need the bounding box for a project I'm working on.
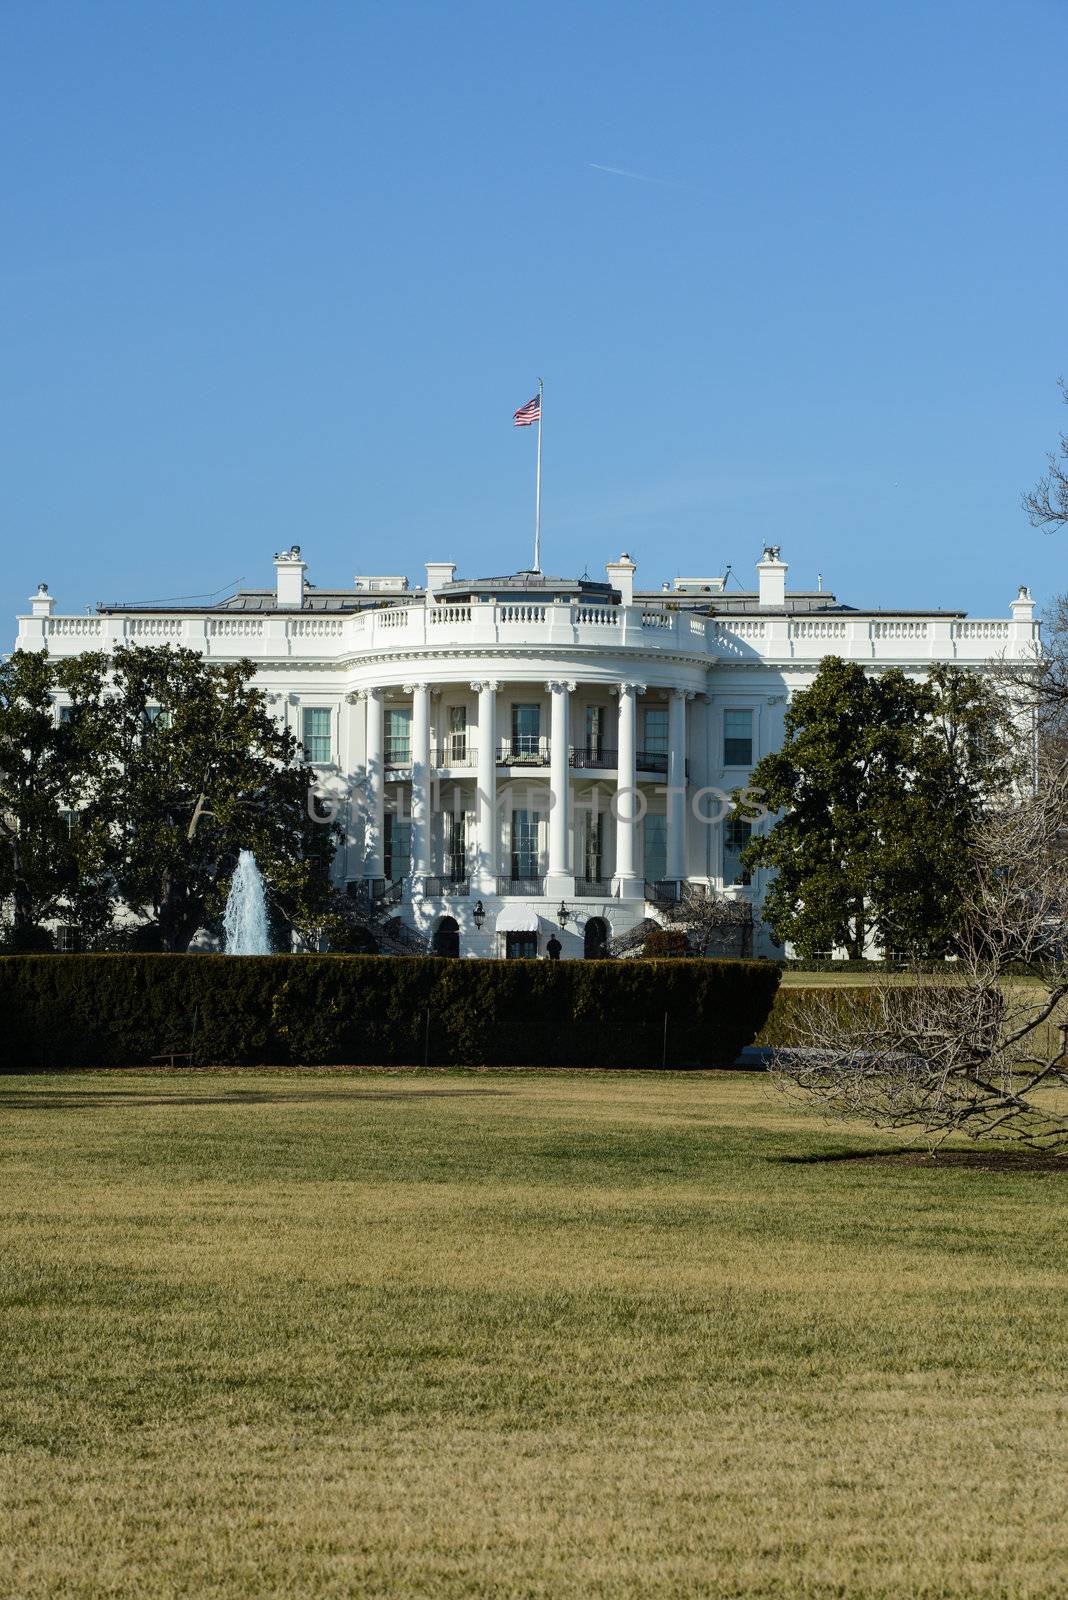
[1,1070,1066,1599]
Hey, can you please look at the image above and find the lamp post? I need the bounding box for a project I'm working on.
[472,900,486,930]
[556,900,570,929]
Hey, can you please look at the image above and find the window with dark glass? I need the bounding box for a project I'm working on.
[723,816,752,885]
[384,811,411,882]
[510,808,540,879]
[723,709,753,767]
[643,814,667,882]
[511,703,540,757]
[643,708,668,753]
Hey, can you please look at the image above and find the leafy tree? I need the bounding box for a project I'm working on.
[65,645,340,951]
[0,651,78,945]
[743,658,1015,959]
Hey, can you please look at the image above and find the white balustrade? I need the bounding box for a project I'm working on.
[428,605,472,625]
[209,618,265,638]
[46,617,104,638]
[500,603,546,623]
[871,620,929,640]
[953,620,1009,640]
[289,617,344,638]
[23,597,1037,669]
[791,619,848,640]
[126,617,184,638]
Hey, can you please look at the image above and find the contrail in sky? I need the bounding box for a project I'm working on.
[585,161,686,189]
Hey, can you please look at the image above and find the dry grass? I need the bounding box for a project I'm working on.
[1,1069,1066,1598]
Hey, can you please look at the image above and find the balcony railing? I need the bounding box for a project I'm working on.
[496,875,546,896]
[424,875,470,897]
[646,878,683,905]
[434,742,477,768]
[347,877,405,908]
[576,876,610,897]
[570,745,618,770]
[636,749,669,775]
[496,738,549,766]
[384,745,412,769]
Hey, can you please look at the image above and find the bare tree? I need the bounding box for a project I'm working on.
[770,760,1068,1149]
[668,888,754,958]
[1024,379,1068,532]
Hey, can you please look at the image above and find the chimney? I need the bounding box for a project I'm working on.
[1011,584,1035,624]
[757,546,787,608]
[273,545,307,609]
[606,552,637,607]
[425,562,457,603]
[30,583,55,618]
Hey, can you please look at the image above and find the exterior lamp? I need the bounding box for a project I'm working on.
[556,901,570,929]
[472,900,486,930]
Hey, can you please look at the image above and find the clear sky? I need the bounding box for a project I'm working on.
[2,0,1066,632]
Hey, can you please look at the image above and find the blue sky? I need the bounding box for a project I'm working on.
[2,0,1066,631]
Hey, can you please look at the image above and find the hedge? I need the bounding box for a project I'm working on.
[0,954,781,1072]
[755,985,885,1049]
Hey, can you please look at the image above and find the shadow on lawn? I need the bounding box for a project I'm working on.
[0,1087,514,1111]
[778,1147,1068,1173]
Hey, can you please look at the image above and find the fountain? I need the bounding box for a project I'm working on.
[223,850,273,955]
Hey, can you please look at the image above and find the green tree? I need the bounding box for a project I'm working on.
[0,651,78,945]
[743,658,1014,959]
[66,645,340,951]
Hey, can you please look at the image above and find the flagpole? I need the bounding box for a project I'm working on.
[533,377,543,572]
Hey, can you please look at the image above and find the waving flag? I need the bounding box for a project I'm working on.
[513,393,541,427]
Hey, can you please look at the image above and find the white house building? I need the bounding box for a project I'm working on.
[16,547,1039,959]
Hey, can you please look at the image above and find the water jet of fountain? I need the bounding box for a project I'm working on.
[224,850,273,955]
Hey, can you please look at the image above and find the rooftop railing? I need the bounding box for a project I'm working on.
[22,602,1036,667]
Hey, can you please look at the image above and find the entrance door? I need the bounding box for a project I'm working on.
[432,916,460,957]
[505,932,538,959]
[584,917,609,958]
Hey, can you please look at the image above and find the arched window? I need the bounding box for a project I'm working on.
[584,917,609,959]
[432,916,460,958]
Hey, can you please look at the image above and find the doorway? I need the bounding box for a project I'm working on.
[432,916,460,958]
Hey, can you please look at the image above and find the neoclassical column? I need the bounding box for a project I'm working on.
[546,679,576,893]
[405,681,431,884]
[666,688,692,883]
[362,688,385,880]
[471,680,499,888]
[613,681,646,899]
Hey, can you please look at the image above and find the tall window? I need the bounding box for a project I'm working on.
[644,814,667,883]
[723,816,752,885]
[643,707,669,754]
[511,808,541,879]
[511,703,540,756]
[384,707,411,765]
[584,811,604,882]
[723,709,753,767]
[302,707,332,764]
[446,705,467,762]
[585,704,604,758]
[444,808,467,880]
[384,812,411,882]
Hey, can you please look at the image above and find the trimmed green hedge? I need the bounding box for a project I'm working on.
[0,954,781,1071]
[754,985,883,1049]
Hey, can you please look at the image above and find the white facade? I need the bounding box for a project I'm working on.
[15,547,1040,958]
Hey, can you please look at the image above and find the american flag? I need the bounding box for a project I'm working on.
[513,393,541,427]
